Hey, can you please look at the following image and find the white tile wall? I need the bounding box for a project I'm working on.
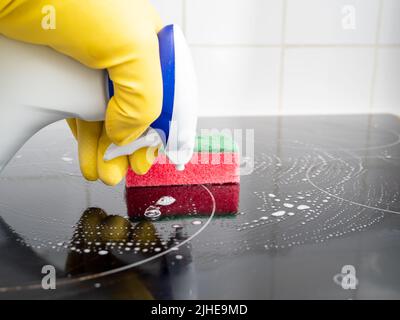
[374,48,400,114]
[186,0,283,45]
[282,48,375,114]
[286,0,380,44]
[151,0,400,116]
[380,0,400,45]
[192,47,281,116]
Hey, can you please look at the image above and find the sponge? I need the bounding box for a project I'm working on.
[126,134,240,187]
[126,183,239,218]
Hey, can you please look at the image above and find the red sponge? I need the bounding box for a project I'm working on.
[126,183,239,218]
[126,153,240,188]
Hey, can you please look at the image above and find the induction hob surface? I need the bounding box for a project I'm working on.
[0,114,399,299]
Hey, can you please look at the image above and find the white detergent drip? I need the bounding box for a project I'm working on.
[156,196,176,206]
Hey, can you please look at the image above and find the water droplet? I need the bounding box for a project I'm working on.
[297,205,310,210]
[175,255,183,260]
[283,203,294,208]
[192,220,202,225]
[98,250,108,255]
[271,210,286,217]
[144,206,161,220]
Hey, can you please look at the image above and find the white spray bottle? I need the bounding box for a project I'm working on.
[0,24,198,173]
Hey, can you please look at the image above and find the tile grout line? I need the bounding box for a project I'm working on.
[182,0,187,34]
[369,0,384,114]
[277,0,288,115]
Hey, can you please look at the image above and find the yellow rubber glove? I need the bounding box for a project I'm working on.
[0,0,163,185]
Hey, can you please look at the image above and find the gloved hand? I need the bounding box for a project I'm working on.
[0,0,163,185]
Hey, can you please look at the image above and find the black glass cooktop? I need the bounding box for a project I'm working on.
[0,114,399,299]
